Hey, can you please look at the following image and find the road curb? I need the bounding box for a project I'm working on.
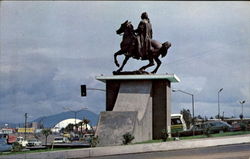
[1,134,250,159]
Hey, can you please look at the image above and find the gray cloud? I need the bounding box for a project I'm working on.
[0,1,249,123]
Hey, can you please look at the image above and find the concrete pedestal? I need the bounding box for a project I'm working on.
[95,74,180,146]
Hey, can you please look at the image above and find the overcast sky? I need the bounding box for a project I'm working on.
[0,1,250,123]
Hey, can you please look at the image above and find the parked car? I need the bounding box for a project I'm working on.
[0,138,12,152]
[171,114,187,133]
[71,136,80,141]
[17,136,28,147]
[27,139,42,147]
[83,134,94,143]
[7,135,17,144]
[231,123,242,131]
[53,137,70,144]
[204,121,233,133]
[172,121,232,137]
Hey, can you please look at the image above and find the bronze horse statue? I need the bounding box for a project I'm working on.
[114,20,171,74]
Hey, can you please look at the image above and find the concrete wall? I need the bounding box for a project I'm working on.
[96,77,172,146]
[152,80,171,139]
[106,80,120,111]
[95,111,137,146]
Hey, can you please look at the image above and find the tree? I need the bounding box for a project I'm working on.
[78,121,84,135]
[180,109,192,129]
[239,114,243,121]
[197,115,203,120]
[83,118,90,133]
[64,123,74,132]
[42,128,52,146]
[204,116,208,122]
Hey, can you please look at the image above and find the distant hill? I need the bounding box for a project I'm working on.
[33,110,99,128]
[0,110,99,128]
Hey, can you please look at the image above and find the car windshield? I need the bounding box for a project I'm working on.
[171,118,182,125]
[54,138,63,140]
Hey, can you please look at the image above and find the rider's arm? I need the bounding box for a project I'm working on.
[134,21,145,34]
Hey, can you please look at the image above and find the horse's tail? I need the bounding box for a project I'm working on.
[160,41,171,58]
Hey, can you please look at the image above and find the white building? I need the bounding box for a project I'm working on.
[51,118,91,133]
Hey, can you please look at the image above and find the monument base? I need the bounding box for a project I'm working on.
[95,74,180,146]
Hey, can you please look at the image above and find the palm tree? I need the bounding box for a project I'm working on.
[65,123,74,132]
[78,121,84,137]
[83,118,90,133]
[42,128,52,146]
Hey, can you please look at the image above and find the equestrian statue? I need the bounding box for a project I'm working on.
[113,12,171,74]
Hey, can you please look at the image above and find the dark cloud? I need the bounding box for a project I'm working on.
[0,1,249,122]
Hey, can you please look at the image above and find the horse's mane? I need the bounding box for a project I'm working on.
[127,23,136,37]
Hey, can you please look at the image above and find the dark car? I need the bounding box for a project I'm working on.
[172,120,232,137]
[204,121,232,133]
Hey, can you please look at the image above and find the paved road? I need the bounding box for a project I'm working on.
[86,143,250,159]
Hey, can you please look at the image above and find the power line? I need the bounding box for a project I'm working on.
[166,38,249,66]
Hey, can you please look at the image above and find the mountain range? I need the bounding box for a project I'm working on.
[0,110,99,128]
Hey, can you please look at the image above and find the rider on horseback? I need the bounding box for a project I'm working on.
[134,12,153,60]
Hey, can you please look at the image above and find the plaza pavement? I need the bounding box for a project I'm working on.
[1,134,250,159]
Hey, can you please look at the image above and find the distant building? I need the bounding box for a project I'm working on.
[224,118,250,124]
[0,128,14,134]
[17,128,35,133]
[51,118,91,133]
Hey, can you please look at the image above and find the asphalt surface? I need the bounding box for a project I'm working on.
[85,143,250,159]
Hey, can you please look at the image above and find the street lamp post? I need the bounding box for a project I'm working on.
[239,100,246,120]
[217,88,223,119]
[172,89,195,136]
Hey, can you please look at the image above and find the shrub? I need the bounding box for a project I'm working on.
[203,125,212,137]
[90,136,99,147]
[240,123,247,131]
[12,142,23,152]
[161,129,168,142]
[122,132,134,145]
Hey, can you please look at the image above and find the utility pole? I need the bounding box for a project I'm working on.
[239,100,246,120]
[172,89,195,136]
[24,113,28,140]
[218,88,223,119]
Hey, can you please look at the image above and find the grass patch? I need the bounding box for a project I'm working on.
[210,131,250,137]
[135,139,162,144]
[135,131,250,144]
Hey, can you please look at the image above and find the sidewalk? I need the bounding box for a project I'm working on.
[1,134,250,159]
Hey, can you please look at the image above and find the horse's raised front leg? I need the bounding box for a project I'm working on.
[116,56,130,72]
[139,58,154,71]
[114,50,124,67]
[151,57,161,74]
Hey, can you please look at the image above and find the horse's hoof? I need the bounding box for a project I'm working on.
[113,70,121,75]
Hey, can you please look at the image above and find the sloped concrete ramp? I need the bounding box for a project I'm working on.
[95,111,137,146]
